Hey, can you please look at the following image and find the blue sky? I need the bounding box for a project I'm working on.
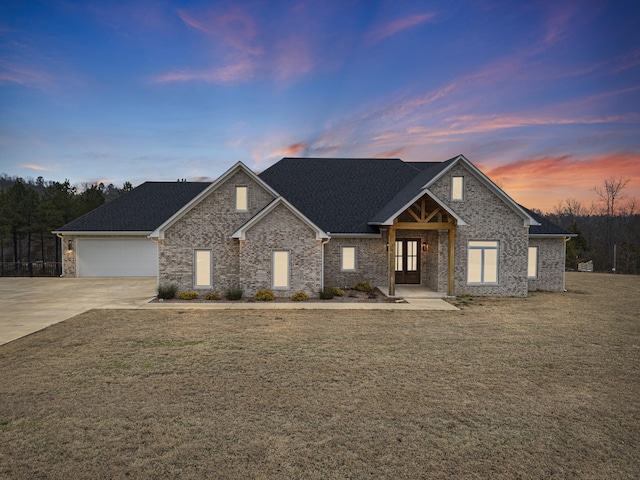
[1,0,639,211]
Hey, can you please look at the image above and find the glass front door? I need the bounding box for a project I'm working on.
[395,239,420,284]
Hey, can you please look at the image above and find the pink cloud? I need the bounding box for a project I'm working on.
[153,60,257,84]
[20,163,49,171]
[271,142,307,157]
[0,60,54,86]
[274,36,314,81]
[177,9,209,33]
[482,153,640,212]
[369,13,436,42]
[177,7,262,56]
[372,148,406,158]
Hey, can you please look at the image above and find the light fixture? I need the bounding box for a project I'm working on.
[385,243,389,251]
[67,240,73,253]
[422,242,428,252]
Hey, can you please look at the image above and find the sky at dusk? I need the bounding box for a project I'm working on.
[1,0,639,212]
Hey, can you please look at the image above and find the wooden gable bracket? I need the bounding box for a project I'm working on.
[406,203,444,226]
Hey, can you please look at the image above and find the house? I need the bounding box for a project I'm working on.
[53,155,574,297]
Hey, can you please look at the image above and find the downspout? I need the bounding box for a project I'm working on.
[321,235,331,291]
[563,236,570,292]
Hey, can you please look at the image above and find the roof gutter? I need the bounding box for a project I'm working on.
[51,231,153,236]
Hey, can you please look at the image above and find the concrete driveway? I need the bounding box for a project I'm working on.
[0,278,157,345]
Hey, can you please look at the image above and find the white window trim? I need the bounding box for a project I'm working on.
[528,246,539,279]
[467,241,499,285]
[272,250,290,290]
[235,185,248,212]
[340,246,357,272]
[452,176,464,201]
[194,249,212,288]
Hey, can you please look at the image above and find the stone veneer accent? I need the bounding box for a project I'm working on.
[528,237,566,292]
[240,203,322,296]
[158,169,275,293]
[61,235,76,278]
[430,162,529,297]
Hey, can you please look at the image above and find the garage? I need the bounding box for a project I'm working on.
[76,238,158,277]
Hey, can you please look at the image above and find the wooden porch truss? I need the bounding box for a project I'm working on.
[387,196,456,297]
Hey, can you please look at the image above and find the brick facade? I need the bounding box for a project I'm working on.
[430,163,530,297]
[158,169,275,294]
[240,202,322,296]
[323,237,387,289]
[528,237,566,292]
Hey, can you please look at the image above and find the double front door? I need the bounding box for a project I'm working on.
[395,238,420,284]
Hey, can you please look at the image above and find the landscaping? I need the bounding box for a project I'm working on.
[1,272,638,479]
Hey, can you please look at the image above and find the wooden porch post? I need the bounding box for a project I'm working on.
[447,226,455,296]
[388,227,396,296]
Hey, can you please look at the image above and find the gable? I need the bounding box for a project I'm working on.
[232,197,328,240]
[151,162,277,239]
[427,155,538,228]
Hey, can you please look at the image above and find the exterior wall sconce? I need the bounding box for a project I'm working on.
[422,242,428,252]
[67,240,73,253]
[385,243,389,251]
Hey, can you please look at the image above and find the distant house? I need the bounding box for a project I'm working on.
[54,155,574,297]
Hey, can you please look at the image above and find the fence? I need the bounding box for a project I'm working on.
[0,262,62,277]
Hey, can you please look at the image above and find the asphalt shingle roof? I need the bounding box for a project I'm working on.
[56,181,210,232]
[56,158,571,238]
[369,159,455,224]
[521,206,574,236]
[258,158,423,233]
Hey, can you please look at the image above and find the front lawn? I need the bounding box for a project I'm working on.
[1,272,638,479]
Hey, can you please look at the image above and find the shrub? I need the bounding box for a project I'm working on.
[291,291,309,302]
[225,288,243,301]
[157,284,178,300]
[319,289,335,300]
[330,287,345,297]
[178,291,198,300]
[205,292,221,301]
[254,289,275,301]
[354,281,374,292]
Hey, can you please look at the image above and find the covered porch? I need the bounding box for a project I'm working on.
[381,193,464,297]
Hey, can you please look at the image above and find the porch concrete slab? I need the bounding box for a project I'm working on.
[0,278,157,345]
[378,285,453,299]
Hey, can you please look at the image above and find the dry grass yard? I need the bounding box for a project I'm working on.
[1,272,639,479]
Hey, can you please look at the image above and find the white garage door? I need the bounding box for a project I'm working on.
[77,238,158,277]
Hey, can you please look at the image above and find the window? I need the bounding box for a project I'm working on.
[236,186,248,211]
[395,241,403,271]
[194,249,212,288]
[452,176,464,201]
[467,241,499,284]
[528,246,538,279]
[341,246,356,272]
[272,250,290,289]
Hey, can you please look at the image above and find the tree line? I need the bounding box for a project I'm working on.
[545,176,639,275]
[0,174,132,275]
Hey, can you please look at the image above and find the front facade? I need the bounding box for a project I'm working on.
[54,155,573,298]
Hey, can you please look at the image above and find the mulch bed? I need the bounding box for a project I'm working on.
[152,287,403,304]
